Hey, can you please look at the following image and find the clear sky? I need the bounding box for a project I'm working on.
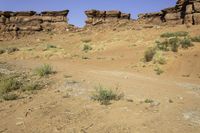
[0,0,177,27]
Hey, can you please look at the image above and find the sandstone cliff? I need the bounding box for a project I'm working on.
[138,0,200,25]
[0,10,69,39]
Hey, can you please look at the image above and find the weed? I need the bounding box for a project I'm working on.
[169,37,179,52]
[47,44,57,49]
[156,40,169,51]
[35,64,54,77]
[154,66,164,75]
[144,47,156,62]
[91,85,123,105]
[22,82,41,92]
[82,44,92,52]
[144,99,154,103]
[2,93,18,101]
[153,51,166,65]
[180,38,193,48]
[191,36,200,42]
[0,77,21,95]
[7,47,19,54]
[160,31,188,38]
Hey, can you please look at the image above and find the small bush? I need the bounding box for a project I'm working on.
[160,31,188,38]
[144,47,156,62]
[91,85,123,105]
[0,78,21,95]
[180,38,193,48]
[22,82,41,92]
[35,64,54,77]
[0,49,5,54]
[156,40,169,51]
[153,51,166,65]
[154,66,164,75]
[191,36,200,42]
[144,99,154,103]
[2,93,18,101]
[169,37,179,52]
[82,44,92,52]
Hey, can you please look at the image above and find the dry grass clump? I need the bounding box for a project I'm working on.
[160,31,188,38]
[34,64,54,77]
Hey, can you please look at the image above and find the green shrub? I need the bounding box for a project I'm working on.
[144,47,157,62]
[153,51,166,65]
[154,66,164,75]
[160,31,188,38]
[91,85,123,105]
[156,40,169,51]
[82,44,92,52]
[0,78,21,95]
[35,64,54,77]
[22,82,41,92]
[144,99,154,103]
[2,93,18,101]
[169,37,179,52]
[180,38,193,48]
[191,36,200,42]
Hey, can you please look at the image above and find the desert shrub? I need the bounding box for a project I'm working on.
[2,93,18,101]
[0,77,22,95]
[22,82,41,92]
[156,40,169,51]
[47,44,57,49]
[180,38,193,48]
[0,49,5,54]
[191,36,200,42]
[160,31,188,38]
[35,64,54,77]
[144,47,156,62]
[144,99,154,103]
[154,66,164,75]
[153,51,166,65]
[82,44,92,52]
[169,37,180,52]
[91,85,123,105]
[6,47,19,54]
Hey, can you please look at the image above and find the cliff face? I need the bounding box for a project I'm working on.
[0,10,69,38]
[138,0,200,25]
[85,10,131,26]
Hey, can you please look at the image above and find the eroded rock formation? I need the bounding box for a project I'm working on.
[138,0,200,25]
[85,10,131,26]
[0,10,69,39]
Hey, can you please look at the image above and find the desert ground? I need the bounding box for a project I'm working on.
[0,25,200,133]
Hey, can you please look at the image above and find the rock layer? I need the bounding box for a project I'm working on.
[138,0,200,25]
[85,10,131,26]
[0,10,69,39]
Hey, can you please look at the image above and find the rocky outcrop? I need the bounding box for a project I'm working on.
[0,10,69,39]
[138,0,200,25]
[85,10,131,26]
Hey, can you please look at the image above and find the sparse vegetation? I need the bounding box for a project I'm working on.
[160,31,188,38]
[169,37,180,52]
[35,64,54,77]
[144,47,156,62]
[153,51,166,65]
[81,38,92,43]
[91,85,123,105]
[2,93,19,101]
[7,47,19,54]
[154,66,164,75]
[191,36,200,42]
[180,38,193,48]
[43,44,57,51]
[22,82,41,92]
[82,44,92,52]
[144,99,154,103]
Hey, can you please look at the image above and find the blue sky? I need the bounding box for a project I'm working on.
[0,0,176,27]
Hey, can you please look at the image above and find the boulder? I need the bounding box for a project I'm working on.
[121,13,131,19]
[193,13,200,24]
[194,2,200,12]
[106,10,121,17]
[186,4,193,14]
[184,14,194,24]
[165,12,181,20]
[41,10,69,16]
[96,11,106,17]
[85,10,97,18]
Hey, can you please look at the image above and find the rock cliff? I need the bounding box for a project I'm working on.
[0,10,69,39]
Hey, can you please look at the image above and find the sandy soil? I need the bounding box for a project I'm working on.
[0,25,200,133]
